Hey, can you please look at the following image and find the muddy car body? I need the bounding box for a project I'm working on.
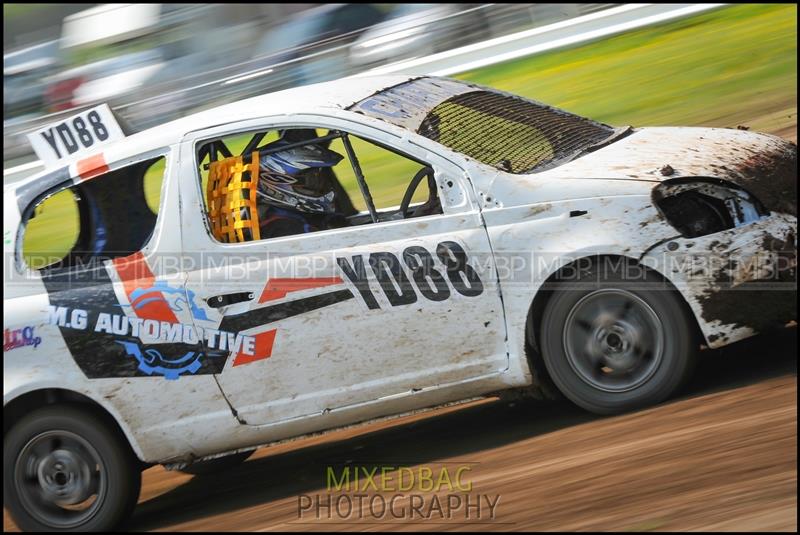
[3,75,797,530]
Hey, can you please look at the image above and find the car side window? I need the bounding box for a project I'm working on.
[21,156,167,271]
[327,134,433,215]
[195,127,443,244]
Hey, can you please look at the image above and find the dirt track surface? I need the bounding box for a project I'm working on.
[133,330,800,532]
[5,329,796,532]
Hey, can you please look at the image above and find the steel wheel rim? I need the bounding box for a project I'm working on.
[563,289,665,393]
[14,430,107,529]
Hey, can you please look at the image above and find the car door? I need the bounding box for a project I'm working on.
[178,115,508,426]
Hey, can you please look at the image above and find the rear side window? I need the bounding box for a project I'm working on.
[22,189,80,270]
[22,156,167,271]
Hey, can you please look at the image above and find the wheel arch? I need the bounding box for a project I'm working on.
[4,388,146,464]
[523,253,704,396]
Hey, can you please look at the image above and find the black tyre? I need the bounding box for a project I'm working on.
[539,262,696,414]
[178,450,255,476]
[3,405,141,531]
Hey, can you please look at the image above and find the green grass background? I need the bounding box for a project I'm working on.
[22,4,797,267]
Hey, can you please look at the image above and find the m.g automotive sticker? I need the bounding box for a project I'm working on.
[42,253,238,380]
[46,303,252,380]
[43,242,483,380]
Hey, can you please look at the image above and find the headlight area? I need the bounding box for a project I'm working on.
[652,178,769,238]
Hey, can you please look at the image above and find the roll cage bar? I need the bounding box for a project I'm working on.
[198,130,386,223]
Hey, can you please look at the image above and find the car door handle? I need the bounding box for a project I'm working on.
[206,292,254,308]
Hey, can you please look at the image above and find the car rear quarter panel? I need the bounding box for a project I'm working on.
[3,149,243,464]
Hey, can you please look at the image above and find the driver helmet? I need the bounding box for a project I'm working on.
[257,139,343,214]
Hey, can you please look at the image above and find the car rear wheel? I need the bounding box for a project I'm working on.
[178,450,255,476]
[3,405,141,531]
[539,262,696,414]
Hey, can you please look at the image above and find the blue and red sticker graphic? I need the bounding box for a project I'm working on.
[4,326,42,351]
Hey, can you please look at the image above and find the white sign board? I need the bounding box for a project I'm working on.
[26,104,125,167]
[62,4,161,48]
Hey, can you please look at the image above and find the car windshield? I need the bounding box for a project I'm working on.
[348,76,618,174]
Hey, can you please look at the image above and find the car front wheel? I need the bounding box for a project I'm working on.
[3,405,141,531]
[539,262,696,414]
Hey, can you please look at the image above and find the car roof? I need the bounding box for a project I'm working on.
[13,74,415,189]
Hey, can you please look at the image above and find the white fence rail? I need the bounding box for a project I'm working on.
[354,4,724,77]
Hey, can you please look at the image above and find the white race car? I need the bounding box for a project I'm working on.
[3,75,796,530]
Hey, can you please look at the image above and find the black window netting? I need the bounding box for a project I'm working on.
[417,90,614,174]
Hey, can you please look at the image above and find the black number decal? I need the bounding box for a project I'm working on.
[369,252,417,307]
[41,129,61,158]
[402,246,450,302]
[338,242,482,310]
[436,241,483,297]
[337,256,380,310]
[72,117,94,148]
[55,123,79,155]
[87,110,109,141]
